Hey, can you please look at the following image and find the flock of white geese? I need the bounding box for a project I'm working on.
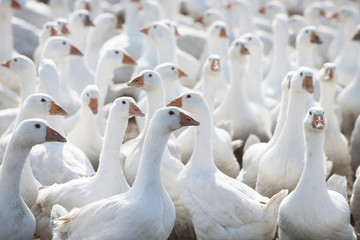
[1,0,360,239]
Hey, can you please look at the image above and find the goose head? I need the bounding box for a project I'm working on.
[0,0,21,12]
[142,1,161,25]
[319,62,336,82]
[74,0,92,12]
[208,21,228,39]
[110,97,145,119]
[291,67,314,94]
[140,21,173,43]
[93,13,122,32]
[203,54,221,75]
[304,107,327,132]
[241,33,263,57]
[167,92,206,116]
[41,36,83,60]
[225,0,251,16]
[330,6,359,26]
[1,55,36,77]
[282,71,296,91]
[228,38,250,64]
[14,118,66,148]
[99,48,136,70]
[289,15,307,35]
[258,1,287,20]
[69,9,94,30]
[152,107,199,133]
[304,3,327,25]
[154,62,187,85]
[40,21,59,42]
[352,25,360,41]
[128,70,162,91]
[273,14,289,34]
[194,8,224,28]
[55,18,71,36]
[296,26,323,47]
[81,85,100,114]
[22,94,68,117]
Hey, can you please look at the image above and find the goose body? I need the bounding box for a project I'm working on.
[52,107,199,240]
[256,67,314,197]
[278,107,356,240]
[171,92,287,240]
[0,119,66,240]
[32,97,142,240]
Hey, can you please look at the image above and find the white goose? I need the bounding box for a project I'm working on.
[336,28,360,138]
[124,70,195,240]
[171,93,288,240]
[40,36,83,115]
[0,118,66,240]
[84,12,122,70]
[319,63,350,175]
[238,71,294,188]
[34,21,59,65]
[170,93,240,178]
[51,107,199,240]
[65,85,102,170]
[0,0,21,62]
[278,107,357,240]
[256,67,314,197]
[32,97,143,240]
[351,166,360,234]
[350,115,360,172]
[214,37,272,142]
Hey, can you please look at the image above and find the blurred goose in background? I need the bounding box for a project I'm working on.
[0,119,66,240]
[34,21,59,65]
[278,108,357,240]
[350,115,360,173]
[319,63,350,175]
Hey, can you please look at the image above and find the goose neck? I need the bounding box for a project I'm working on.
[247,53,263,95]
[142,86,165,134]
[203,74,219,112]
[156,35,177,63]
[229,58,249,103]
[0,139,30,199]
[319,83,335,114]
[297,130,327,191]
[94,116,130,190]
[188,106,216,170]
[297,43,314,68]
[270,90,289,144]
[132,124,170,191]
[95,62,114,106]
[125,2,140,34]
[20,70,37,104]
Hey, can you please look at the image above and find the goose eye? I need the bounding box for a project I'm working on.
[149,73,152,77]
[87,93,89,97]
[309,111,312,115]
[323,112,325,115]
[186,94,191,98]
[305,30,309,34]
[46,26,49,29]
[300,72,303,76]
[115,50,119,54]
[169,110,174,115]
[79,14,83,17]
[248,37,252,40]
[14,58,17,62]
[35,124,41,128]
[62,41,66,45]
[171,67,175,70]
[236,42,239,46]
[122,100,126,104]
[153,25,157,29]
[41,98,46,102]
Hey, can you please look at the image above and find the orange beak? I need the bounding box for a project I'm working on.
[167,96,182,107]
[352,30,360,41]
[84,2,91,11]
[330,12,339,20]
[140,26,150,35]
[240,44,250,55]
[312,114,324,129]
[1,59,11,68]
[88,98,98,114]
[46,126,66,142]
[128,75,144,87]
[177,68,188,78]
[11,0,21,10]
[310,32,322,44]
[50,26,58,36]
[122,54,137,65]
[129,102,145,117]
[61,24,71,35]
[302,75,314,94]
[49,101,68,116]
[324,68,334,81]
[194,16,203,23]
[84,15,94,27]
[219,27,227,38]
[180,112,200,126]
[70,45,83,56]
[319,9,326,17]
[225,3,232,9]
[258,7,265,14]
[211,59,221,71]
[116,20,123,29]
